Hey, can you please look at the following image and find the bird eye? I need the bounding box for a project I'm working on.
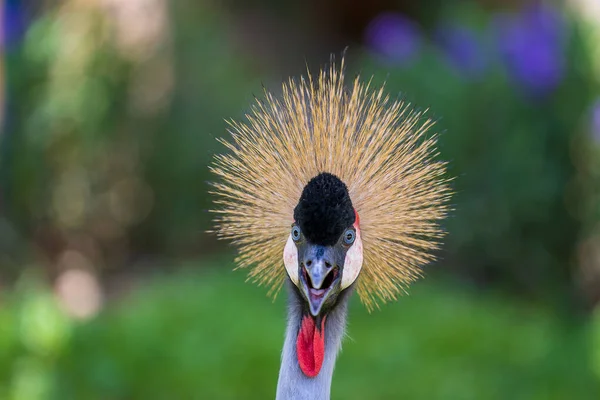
[291,225,301,241]
[343,229,355,245]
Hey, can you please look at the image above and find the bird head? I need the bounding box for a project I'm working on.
[284,172,362,317]
[210,56,452,379]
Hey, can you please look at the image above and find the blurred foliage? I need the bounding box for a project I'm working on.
[1,0,264,276]
[0,264,597,399]
[356,2,599,309]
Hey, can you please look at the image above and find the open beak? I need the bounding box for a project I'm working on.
[299,246,340,316]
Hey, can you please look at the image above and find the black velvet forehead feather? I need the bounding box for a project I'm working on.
[293,172,355,246]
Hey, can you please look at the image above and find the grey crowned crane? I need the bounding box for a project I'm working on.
[210,58,451,400]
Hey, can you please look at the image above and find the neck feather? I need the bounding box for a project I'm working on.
[276,280,352,400]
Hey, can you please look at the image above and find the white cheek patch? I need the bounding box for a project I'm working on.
[283,234,299,285]
[341,225,363,289]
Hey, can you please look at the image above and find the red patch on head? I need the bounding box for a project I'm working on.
[296,315,326,377]
[354,209,360,227]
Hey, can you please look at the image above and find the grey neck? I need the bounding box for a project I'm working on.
[275,281,352,400]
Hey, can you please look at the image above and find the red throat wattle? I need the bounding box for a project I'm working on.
[296,315,326,377]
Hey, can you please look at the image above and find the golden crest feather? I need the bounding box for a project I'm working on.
[210,57,452,310]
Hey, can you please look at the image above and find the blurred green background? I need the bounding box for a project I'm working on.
[2,0,600,398]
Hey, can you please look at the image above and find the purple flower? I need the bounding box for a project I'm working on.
[364,13,422,65]
[591,99,600,144]
[494,4,566,96]
[2,0,26,49]
[435,24,488,78]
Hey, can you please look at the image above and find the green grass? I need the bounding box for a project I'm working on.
[1,262,599,399]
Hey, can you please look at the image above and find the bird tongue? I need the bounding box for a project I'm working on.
[296,314,326,378]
